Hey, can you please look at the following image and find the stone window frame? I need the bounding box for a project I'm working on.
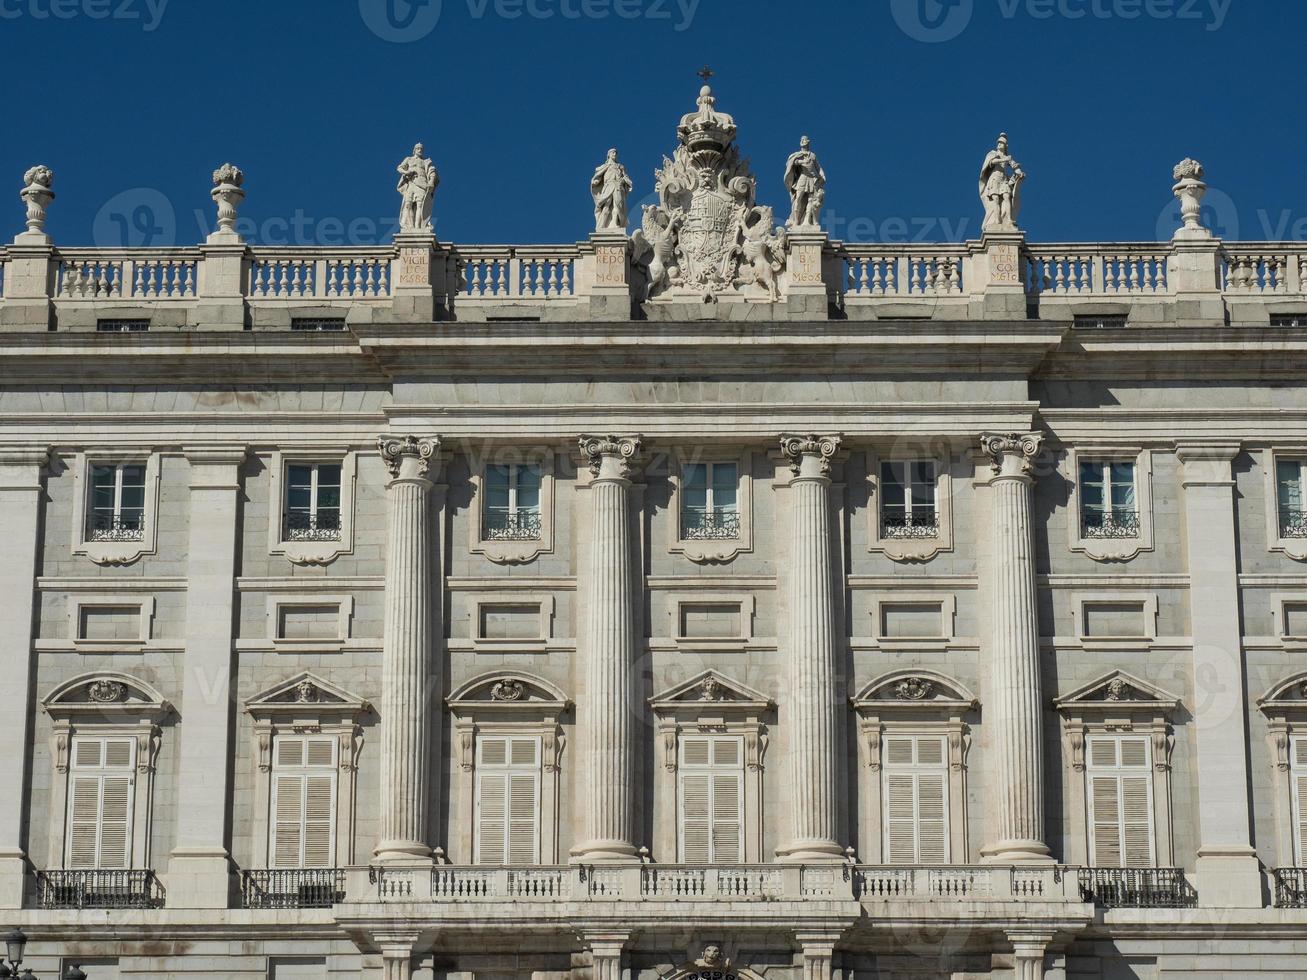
[1270,593,1307,644]
[667,449,755,565]
[867,592,957,647]
[650,670,773,864]
[1256,673,1307,868]
[865,448,954,563]
[1263,448,1307,562]
[245,672,368,870]
[69,449,162,567]
[1055,670,1180,869]
[267,449,358,567]
[1065,446,1155,563]
[851,669,976,865]
[67,595,155,651]
[468,593,555,652]
[40,671,170,870]
[1072,591,1159,646]
[664,592,757,649]
[468,450,556,566]
[447,672,570,865]
[265,595,354,650]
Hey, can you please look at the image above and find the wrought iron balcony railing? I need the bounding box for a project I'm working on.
[240,868,346,909]
[484,510,543,541]
[34,869,164,910]
[1082,509,1141,539]
[881,511,940,539]
[1273,867,1307,908]
[87,513,145,542]
[1281,509,1307,539]
[683,508,741,540]
[284,511,342,542]
[1077,867,1195,908]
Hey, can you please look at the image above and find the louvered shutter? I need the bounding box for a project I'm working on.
[882,735,950,864]
[474,736,541,865]
[1086,735,1155,868]
[66,736,136,869]
[270,736,337,869]
[677,736,743,863]
[1292,738,1307,865]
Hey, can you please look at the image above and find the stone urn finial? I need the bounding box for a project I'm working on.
[208,163,246,243]
[1172,158,1211,241]
[18,165,55,243]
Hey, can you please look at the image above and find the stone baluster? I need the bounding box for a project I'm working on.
[572,435,643,863]
[777,434,845,862]
[374,434,441,864]
[979,433,1052,864]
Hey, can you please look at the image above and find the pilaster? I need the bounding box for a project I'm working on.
[785,228,830,319]
[166,445,246,908]
[776,434,844,862]
[795,933,841,980]
[584,932,629,980]
[0,447,47,908]
[374,435,441,864]
[1007,931,1053,980]
[587,232,633,320]
[392,231,439,322]
[571,435,643,863]
[195,242,249,330]
[971,231,1028,320]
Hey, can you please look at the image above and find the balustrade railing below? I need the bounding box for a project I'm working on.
[240,868,346,909]
[34,869,164,910]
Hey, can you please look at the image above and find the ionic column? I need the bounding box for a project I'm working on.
[572,435,642,863]
[777,434,844,862]
[980,433,1051,864]
[374,435,440,864]
[0,448,47,908]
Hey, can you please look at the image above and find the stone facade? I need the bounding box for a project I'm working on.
[4,87,1307,980]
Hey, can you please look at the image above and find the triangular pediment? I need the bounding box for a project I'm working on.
[447,671,569,707]
[245,672,368,714]
[650,669,773,710]
[1055,670,1180,710]
[852,669,977,708]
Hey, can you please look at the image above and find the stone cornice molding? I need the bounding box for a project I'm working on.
[779,433,841,478]
[578,434,642,480]
[378,434,439,482]
[981,431,1043,480]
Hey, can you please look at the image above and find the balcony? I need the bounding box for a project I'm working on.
[1273,868,1307,908]
[484,510,543,541]
[87,514,144,543]
[284,511,342,542]
[1281,509,1307,539]
[881,511,940,539]
[33,869,164,910]
[1082,509,1141,539]
[1076,867,1196,909]
[682,508,741,541]
[241,868,346,909]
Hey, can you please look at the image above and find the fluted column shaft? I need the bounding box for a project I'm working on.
[778,435,844,861]
[573,435,642,862]
[375,435,440,864]
[981,433,1051,864]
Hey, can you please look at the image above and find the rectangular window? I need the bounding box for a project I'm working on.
[1271,315,1307,328]
[1086,735,1155,868]
[284,463,342,541]
[882,735,949,864]
[290,318,347,332]
[1079,460,1139,538]
[682,462,740,540]
[87,463,146,542]
[880,602,944,639]
[484,464,542,541]
[78,606,142,642]
[1082,601,1147,639]
[1292,737,1307,866]
[277,604,343,641]
[66,736,136,870]
[1073,314,1128,330]
[1278,459,1307,538]
[474,736,541,865]
[679,603,743,639]
[478,604,542,640]
[1285,602,1307,639]
[880,461,938,538]
[678,735,743,864]
[270,736,338,869]
[96,319,149,332]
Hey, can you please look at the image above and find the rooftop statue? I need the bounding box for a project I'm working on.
[397,143,439,234]
[590,149,633,233]
[783,136,826,229]
[979,133,1026,233]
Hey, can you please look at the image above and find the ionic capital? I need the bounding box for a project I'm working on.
[579,434,642,481]
[780,433,841,479]
[981,431,1043,481]
[379,434,439,482]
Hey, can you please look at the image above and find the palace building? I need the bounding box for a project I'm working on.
[2,84,1307,980]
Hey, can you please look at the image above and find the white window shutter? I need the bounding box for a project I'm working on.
[680,774,712,863]
[1090,776,1124,867]
[270,735,338,869]
[66,736,136,870]
[1086,735,1155,868]
[884,773,918,864]
[474,735,541,865]
[1291,737,1307,865]
[881,735,951,865]
[303,775,336,868]
[476,772,508,865]
[711,771,743,864]
[677,735,745,863]
[507,773,540,864]
[272,775,305,869]
[67,776,103,869]
[916,772,948,865]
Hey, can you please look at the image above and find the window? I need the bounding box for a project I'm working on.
[682,463,739,540]
[882,735,949,865]
[66,736,136,870]
[284,463,342,541]
[1278,459,1307,539]
[96,319,149,332]
[677,736,743,864]
[1271,315,1307,327]
[290,318,346,331]
[1292,737,1307,866]
[484,464,542,541]
[1074,314,1128,330]
[1079,460,1139,538]
[1286,602,1307,640]
[270,736,338,869]
[1086,735,1155,868]
[880,461,938,538]
[474,736,541,865]
[87,463,146,541]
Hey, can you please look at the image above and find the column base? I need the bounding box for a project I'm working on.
[569,839,639,863]
[1195,848,1264,907]
[164,848,233,909]
[373,840,434,865]
[0,851,27,909]
[980,839,1054,865]
[775,839,847,863]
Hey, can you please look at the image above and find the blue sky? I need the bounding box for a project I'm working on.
[0,0,1294,246]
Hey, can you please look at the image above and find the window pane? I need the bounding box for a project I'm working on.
[1110,463,1136,509]
[287,464,314,490]
[516,464,542,491]
[286,485,313,511]
[118,485,145,513]
[316,464,342,488]
[910,461,936,488]
[486,465,510,491]
[712,463,738,511]
[1280,461,1304,513]
[316,485,341,509]
[685,464,707,489]
[881,461,906,494]
[119,464,146,489]
[516,484,540,512]
[683,485,708,512]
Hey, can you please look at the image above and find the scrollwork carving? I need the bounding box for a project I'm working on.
[578,434,642,479]
[780,433,841,477]
[378,434,438,479]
